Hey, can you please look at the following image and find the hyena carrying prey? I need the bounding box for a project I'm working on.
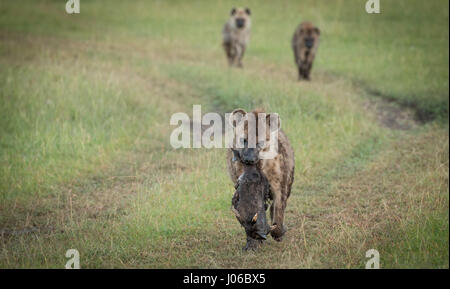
[292,21,320,80]
[222,7,251,67]
[227,108,295,241]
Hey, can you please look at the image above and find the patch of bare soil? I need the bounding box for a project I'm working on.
[364,98,420,130]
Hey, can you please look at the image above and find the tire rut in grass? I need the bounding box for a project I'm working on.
[363,98,420,130]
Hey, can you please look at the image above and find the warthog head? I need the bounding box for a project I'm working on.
[231,164,272,251]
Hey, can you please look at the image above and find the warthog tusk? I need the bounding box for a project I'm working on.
[231,206,240,219]
[252,213,258,223]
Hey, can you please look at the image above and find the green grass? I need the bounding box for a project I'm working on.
[382,211,449,268]
[0,0,448,268]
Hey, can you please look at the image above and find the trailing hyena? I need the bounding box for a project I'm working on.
[292,21,320,80]
[227,108,295,241]
[222,7,251,68]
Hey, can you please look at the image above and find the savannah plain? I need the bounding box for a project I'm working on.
[0,0,448,268]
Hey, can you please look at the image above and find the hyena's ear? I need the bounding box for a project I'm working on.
[314,27,320,36]
[230,7,237,16]
[245,8,251,15]
[265,113,281,133]
[229,108,247,128]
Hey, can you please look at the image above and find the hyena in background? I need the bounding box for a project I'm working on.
[292,21,320,80]
[227,108,295,241]
[222,7,251,68]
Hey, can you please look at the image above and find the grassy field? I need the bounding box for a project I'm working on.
[0,0,448,268]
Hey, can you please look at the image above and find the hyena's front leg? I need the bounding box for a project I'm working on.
[224,42,236,67]
[234,44,244,68]
[303,62,312,80]
[228,48,236,67]
[298,65,304,80]
[269,183,287,241]
[237,44,245,68]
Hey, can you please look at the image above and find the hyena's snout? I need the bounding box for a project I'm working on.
[305,37,315,49]
[235,18,246,28]
[241,148,259,165]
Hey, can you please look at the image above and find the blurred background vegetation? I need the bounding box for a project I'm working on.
[0,0,448,268]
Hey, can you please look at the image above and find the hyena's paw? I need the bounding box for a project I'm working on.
[270,224,287,242]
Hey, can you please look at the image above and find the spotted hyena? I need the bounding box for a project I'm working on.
[227,108,295,241]
[292,21,320,80]
[222,7,251,67]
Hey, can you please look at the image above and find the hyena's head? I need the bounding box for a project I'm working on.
[299,21,320,49]
[229,7,251,30]
[229,108,280,165]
